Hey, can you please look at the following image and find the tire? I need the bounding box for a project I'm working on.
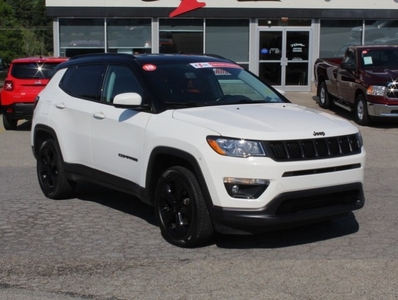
[317,82,332,109]
[3,115,18,130]
[154,166,214,248]
[354,94,371,126]
[36,139,75,199]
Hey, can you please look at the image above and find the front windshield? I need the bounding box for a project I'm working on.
[361,49,398,70]
[143,61,285,107]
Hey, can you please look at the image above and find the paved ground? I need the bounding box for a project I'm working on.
[1,92,398,299]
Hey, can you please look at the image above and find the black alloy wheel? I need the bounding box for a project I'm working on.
[154,166,213,247]
[36,139,75,199]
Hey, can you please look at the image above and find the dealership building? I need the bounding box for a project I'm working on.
[46,0,398,92]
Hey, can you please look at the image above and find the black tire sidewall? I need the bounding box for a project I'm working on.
[3,114,18,130]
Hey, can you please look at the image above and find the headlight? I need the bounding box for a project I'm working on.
[356,132,364,148]
[366,85,386,96]
[207,136,266,157]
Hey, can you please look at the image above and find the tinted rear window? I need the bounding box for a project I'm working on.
[11,63,61,79]
[60,64,104,101]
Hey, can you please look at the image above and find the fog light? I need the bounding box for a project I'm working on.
[231,185,240,195]
[224,177,269,199]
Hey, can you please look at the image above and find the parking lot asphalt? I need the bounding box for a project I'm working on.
[285,91,319,108]
[1,91,398,299]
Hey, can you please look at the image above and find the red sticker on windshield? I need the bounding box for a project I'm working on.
[142,64,157,71]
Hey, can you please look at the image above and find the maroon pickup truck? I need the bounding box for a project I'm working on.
[314,45,398,125]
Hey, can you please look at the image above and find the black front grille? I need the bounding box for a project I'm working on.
[265,134,361,162]
[276,189,360,215]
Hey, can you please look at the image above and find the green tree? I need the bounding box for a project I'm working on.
[0,1,23,63]
[30,0,53,54]
[2,0,53,60]
[21,28,46,56]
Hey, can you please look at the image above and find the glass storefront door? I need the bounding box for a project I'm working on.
[258,28,311,91]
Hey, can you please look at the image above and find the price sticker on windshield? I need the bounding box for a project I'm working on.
[190,62,242,69]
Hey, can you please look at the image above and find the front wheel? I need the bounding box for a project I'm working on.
[354,94,371,126]
[36,139,75,199]
[3,115,18,130]
[154,166,214,248]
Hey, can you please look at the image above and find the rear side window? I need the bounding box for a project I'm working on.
[11,63,60,79]
[60,64,104,101]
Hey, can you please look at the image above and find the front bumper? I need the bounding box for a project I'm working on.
[1,103,34,120]
[367,102,398,118]
[211,182,364,234]
[198,142,365,234]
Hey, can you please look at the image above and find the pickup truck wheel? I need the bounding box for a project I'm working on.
[354,94,370,126]
[317,82,332,109]
[154,166,214,248]
[36,139,75,199]
[3,115,18,130]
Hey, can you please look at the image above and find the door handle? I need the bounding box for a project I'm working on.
[55,103,66,109]
[93,112,106,120]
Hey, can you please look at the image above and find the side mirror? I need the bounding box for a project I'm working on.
[113,92,142,108]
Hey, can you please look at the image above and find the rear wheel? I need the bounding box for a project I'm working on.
[3,115,18,130]
[154,166,214,247]
[36,139,75,199]
[317,82,332,109]
[354,94,371,126]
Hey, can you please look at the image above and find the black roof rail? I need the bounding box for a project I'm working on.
[68,52,136,61]
[175,52,231,61]
[203,53,228,59]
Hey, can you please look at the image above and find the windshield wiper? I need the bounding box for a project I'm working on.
[164,101,204,108]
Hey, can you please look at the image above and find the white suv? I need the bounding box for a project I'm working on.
[31,53,366,247]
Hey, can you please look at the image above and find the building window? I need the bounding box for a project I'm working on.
[159,19,203,53]
[362,20,398,44]
[319,20,362,58]
[205,19,249,66]
[107,19,152,54]
[59,19,105,57]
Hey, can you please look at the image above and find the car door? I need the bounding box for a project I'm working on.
[90,64,151,188]
[336,48,358,103]
[51,65,104,169]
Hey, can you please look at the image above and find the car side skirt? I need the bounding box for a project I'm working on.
[64,163,150,205]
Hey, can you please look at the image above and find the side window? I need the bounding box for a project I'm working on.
[68,64,104,101]
[344,49,356,67]
[59,66,76,94]
[102,65,143,103]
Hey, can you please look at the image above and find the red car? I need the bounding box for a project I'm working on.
[0,56,68,130]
